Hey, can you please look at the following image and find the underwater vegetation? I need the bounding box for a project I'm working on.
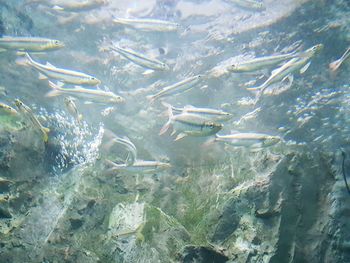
[0,0,350,262]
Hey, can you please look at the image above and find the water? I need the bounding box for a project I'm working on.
[0,0,350,262]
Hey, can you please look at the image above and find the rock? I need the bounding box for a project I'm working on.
[179,245,229,263]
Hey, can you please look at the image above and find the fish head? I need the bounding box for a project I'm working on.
[110,94,125,104]
[220,112,233,121]
[229,63,244,72]
[263,136,281,147]
[0,103,17,115]
[14,99,23,109]
[161,63,170,71]
[304,44,324,57]
[49,39,65,50]
[205,121,223,134]
[85,76,101,86]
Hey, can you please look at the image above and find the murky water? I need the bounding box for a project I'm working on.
[0,0,350,262]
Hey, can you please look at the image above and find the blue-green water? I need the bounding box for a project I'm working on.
[0,0,350,262]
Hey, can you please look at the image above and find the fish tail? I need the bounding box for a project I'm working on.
[15,52,32,66]
[159,103,173,135]
[46,81,63,97]
[42,127,50,143]
[146,95,156,104]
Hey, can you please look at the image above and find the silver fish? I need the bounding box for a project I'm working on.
[147,75,202,103]
[160,104,223,141]
[329,46,350,72]
[105,159,171,174]
[229,52,299,72]
[0,36,64,52]
[214,133,281,148]
[103,130,137,166]
[113,17,180,32]
[110,45,169,71]
[162,102,233,123]
[64,97,83,124]
[19,53,101,86]
[47,81,125,104]
[247,44,323,93]
[14,99,50,143]
[0,102,18,116]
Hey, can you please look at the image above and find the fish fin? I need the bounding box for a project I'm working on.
[300,62,311,74]
[15,56,29,66]
[46,81,62,97]
[202,136,217,147]
[142,69,154,75]
[159,121,171,135]
[56,81,64,87]
[38,72,48,80]
[45,61,55,67]
[175,133,187,141]
[159,102,173,135]
[170,129,177,136]
[16,51,26,56]
[52,5,64,11]
[42,127,50,143]
[46,89,62,97]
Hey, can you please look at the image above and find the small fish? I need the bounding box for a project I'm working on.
[113,17,180,32]
[329,47,350,72]
[229,52,299,73]
[147,75,202,103]
[247,44,323,93]
[105,159,171,174]
[64,97,83,124]
[0,102,18,115]
[17,53,101,86]
[214,133,281,148]
[14,99,50,143]
[162,102,233,122]
[0,36,64,52]
[160,104,223,141]
[50,0,107,12]
[109,45,170,71]
[47,81,125,104]
[229,0,265,11]
[103,129,137,166]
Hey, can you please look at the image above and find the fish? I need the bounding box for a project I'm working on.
[25,0,107,12]
[160,104,223,141]
[0,102,18,115]
[0,36,64,52]
[14,99,50,143]
[113,17,180,32]
[147,75,202,103]
[103,129,137,166]
[17,53,101,86]
[64,97,83,124]
[47,81,125,104]
[247,44,323,93]
[229,52,300,72]
[214,133,281,148]
[162,102,233,123]
[109,45,170,71]
[228,0,266,11]
[329,47,350,72]
[105,159,171,174]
